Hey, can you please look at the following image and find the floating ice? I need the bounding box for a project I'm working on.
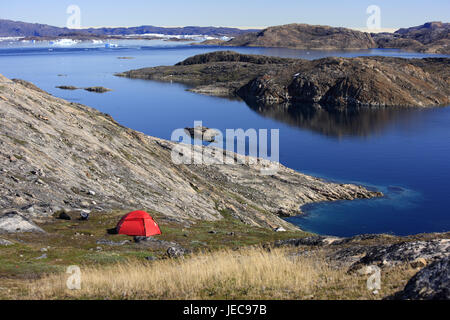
[51,39,80,46]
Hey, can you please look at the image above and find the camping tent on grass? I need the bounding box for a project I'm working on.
[116,211,161,237]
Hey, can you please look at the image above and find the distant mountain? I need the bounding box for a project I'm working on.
[395,22,449,44]
[0,19,69,37]
[81,25,258,37]
[374,22,449,54]
[219,23,376,50]
[0,19,257,38]
[202,22,449,54]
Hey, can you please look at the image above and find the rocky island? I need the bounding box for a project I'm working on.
[116,51,450,108]
[184,126,219,142]
[56,85,112,93]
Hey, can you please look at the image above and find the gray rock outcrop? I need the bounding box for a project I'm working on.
[398,257,450,300]
[0,238,13,246]
[96,239,131,246]
[350,239,450,269]
[275,235,450,271]
[0,211,45,234]
[134,236,179,250]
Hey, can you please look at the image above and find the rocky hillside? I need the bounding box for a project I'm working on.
[221,23,376,50]
[117,51,450,108]
[0,74,380,231]
[374,22,449,54]
[198,22,449,54]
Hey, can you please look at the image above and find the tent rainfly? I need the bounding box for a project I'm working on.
[116,211,161,237]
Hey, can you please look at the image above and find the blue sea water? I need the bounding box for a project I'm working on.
[0,39,449,237]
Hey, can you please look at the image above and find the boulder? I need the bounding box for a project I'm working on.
[167,246,188,259]
[145,256,158,261]
[0,211,45,234]
[410,258,428,269]
[80,211,90,221]
[58,211,71,220]
[21,205,35,214]
[0,238,13,246]
[184,126,219,142]
[398,257,450,300]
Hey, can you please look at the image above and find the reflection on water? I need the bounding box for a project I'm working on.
[245,100,435,138]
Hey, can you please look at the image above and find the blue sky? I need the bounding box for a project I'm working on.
[0,0,448,28]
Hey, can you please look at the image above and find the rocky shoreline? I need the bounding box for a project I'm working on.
[116,51,450,108]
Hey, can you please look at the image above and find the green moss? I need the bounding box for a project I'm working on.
[13,139,28,146]
[0,208,308,281]
[83,252,125,264]
[118,148,135,162]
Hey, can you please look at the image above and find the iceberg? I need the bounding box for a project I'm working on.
[0,37,24,42]
[51,39,80,46]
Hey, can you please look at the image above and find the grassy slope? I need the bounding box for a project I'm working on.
[0,209,427,300]
[0,208,309,298]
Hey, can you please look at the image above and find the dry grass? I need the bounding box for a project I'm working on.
[19,247,415,300]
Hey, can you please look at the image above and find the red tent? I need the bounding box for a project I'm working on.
[116,211,162,237]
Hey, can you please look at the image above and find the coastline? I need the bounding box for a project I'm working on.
[116,51,450,108]
[0,34,449,302]
[0,74,382,231]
